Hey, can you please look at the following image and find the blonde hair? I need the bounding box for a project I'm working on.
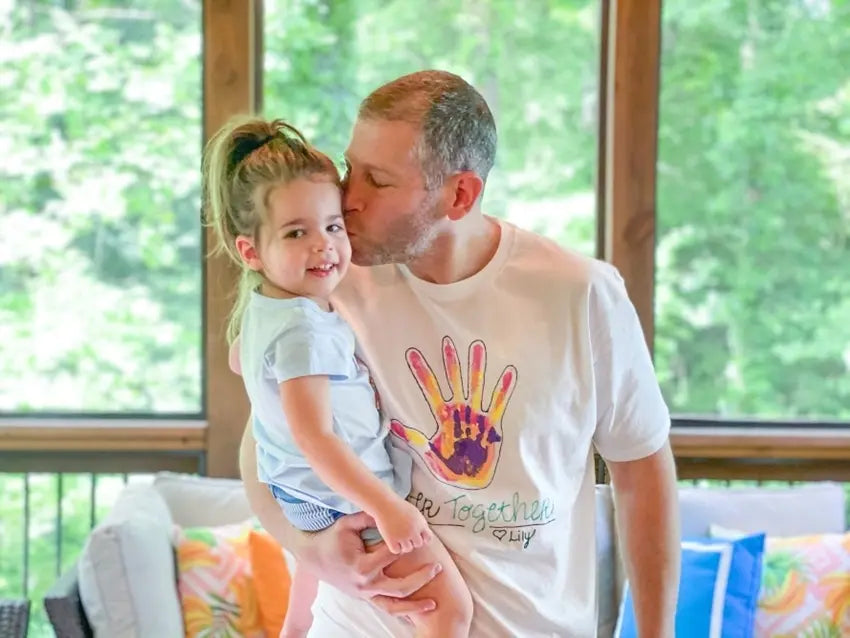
[202,115,339,343]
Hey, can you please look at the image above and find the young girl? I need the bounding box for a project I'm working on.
[202,115,472,637]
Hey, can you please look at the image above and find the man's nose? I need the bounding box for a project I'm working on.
[343,178,363,216]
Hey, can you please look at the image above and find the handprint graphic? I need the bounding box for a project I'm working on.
[390,336,517,489]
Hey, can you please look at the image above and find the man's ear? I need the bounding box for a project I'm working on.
[444,171,484,221]
[235,235,263,271]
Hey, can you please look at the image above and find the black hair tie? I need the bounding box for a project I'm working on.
[230,134,276,170]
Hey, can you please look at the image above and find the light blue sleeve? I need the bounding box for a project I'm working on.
[266,321,353,383]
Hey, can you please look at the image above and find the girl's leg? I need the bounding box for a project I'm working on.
[370,535,473,638]
[280,563,319,638]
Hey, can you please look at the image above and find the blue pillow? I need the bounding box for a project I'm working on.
[615,533,765,638]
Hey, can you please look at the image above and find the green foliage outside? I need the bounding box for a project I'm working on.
[656,0,850,418]
[0,474,135,636]
[0,0,203,414]
[262,0,600,252]
[1,0,849,635]
[7,2,845,417]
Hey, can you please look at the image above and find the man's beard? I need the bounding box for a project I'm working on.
[351,193,441,267]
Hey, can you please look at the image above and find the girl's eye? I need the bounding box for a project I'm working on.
[327,223,344,233]
[285,229,305,239]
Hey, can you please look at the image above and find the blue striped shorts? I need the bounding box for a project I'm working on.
[269,484,344,531]
[269,484,382,544]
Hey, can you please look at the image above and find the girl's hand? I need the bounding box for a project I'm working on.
[375,500,433,554]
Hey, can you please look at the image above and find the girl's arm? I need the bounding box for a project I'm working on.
[280,375,430,554]
[240,414,440,607]
[228,338,242,375]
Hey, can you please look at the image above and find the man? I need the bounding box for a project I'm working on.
[240,70,679,637]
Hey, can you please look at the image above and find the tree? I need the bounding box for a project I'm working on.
[0,0,203,414]
[656,0,850,418]
[263,0,599,251]
[3,0,849,634]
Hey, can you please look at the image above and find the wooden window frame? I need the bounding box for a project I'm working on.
[202,0,261,476]
[0,0,262,477]
[3,0,847,481]
[602,0,850,481]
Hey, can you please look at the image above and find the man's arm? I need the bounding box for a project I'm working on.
[239,419,303,548]
[607,440,680,638]
[238,420,440,613]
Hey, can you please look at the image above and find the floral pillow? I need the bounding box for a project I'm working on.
[174,522,265,638]
[756,532,850,637]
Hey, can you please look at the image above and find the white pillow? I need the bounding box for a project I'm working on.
[153,472,253,528]
[678,482,846,537]
[708,523,747,540]
[77,484,183,638]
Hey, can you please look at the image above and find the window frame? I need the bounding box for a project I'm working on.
[602,1,850,479]
[3,0,847,480]
[0,0,261,476]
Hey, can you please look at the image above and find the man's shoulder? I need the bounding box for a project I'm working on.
[335,264,398,301]
[506,222,621,292]
[331,265,402,325]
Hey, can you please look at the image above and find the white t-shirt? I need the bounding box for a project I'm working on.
[309,219,670,637]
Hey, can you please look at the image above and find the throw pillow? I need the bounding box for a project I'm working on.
[248,530,291,636]
[77,485,183,638]
[756,532,850,637]
[174,522,264,638]
[615,533,765,638]
[154,472,254,528]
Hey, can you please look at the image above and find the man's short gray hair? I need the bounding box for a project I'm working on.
[358,70,497,190]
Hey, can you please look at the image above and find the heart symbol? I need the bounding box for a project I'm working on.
[492,529,507,541]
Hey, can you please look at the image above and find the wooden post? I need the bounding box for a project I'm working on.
[602,0,662,352]
[203,0,260,477]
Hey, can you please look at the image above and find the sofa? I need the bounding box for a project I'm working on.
[44,473,848,638]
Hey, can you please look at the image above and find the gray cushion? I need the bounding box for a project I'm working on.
[595,485,618,638]
[678,482,846,537]
[77,485,182,638]
[612,481,847,615]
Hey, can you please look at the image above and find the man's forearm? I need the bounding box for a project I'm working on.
[239,420,303,552]
[609,442,680,638]
[237,417,438,610]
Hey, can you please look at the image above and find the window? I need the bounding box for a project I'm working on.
[0,0,203,415]
[655,0,850,421]
[263,0,601,254]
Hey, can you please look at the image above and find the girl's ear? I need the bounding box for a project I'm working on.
[235,235,263,271]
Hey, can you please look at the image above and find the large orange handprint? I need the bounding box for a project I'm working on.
[390,336,517,489]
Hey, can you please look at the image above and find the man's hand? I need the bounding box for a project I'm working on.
[239,423,440,617]
[294,511,441,614]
